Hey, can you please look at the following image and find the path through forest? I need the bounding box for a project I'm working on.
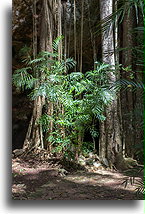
[12,155,143,200]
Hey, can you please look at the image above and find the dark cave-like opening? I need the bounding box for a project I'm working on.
[83,122,100,154]
[12,92,32,151]
[12,120,29,150]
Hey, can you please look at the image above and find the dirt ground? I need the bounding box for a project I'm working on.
[12,155,143,200]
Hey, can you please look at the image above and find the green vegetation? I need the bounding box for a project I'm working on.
[12,0,144,200]
[13,38,118,158]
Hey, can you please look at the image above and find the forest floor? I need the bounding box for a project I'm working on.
[12,154,143,200]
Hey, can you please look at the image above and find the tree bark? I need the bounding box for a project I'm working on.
[23,0,54,152]
[121,5,135,158]
[99,0,122,168]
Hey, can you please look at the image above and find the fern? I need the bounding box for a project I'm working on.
[69,72,84,80]
[52,35,64,52]
[38,114,51,132]
[62,58,76,71]
[39,51,58,58]
[29,83,49,99]
[113,79,144,90]
[122,167,144,198]
[12,67,37,90]
[96,0,144,34]
[29,56,56,65]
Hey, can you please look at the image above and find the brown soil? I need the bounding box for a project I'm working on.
[12,155,143,200]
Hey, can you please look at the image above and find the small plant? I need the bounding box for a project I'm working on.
[122,166,144,198]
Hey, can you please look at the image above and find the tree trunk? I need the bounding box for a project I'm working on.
[74,0,77,71]
[121,6,135,158]
[23,0,44,151]
[23,0,54,152]
[99,0,122,168]
[133,10,144,160]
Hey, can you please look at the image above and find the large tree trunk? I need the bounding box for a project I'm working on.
[23,0,54,152]
[121,5,135,158]
[99,0,122,168]
[23,0,67,154]
[133,10,144,161]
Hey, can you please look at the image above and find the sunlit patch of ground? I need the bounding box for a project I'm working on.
[12,157,143,200]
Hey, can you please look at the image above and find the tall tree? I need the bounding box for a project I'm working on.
[120,3,135,157]
[120,1,143,159]
[99,0,122,167]
[23,0,56,153]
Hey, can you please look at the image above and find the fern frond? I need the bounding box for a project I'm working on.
[97,63,111,72]
[69,72,83,81]
[13,67,36,90]
[52,35,64,52]
[48,74,63,84]
[29,57,56,65]
[96,0,143,35]
[60,58,76,72]
[29,83,49,99]
[29,57,46,64]
[39,51,58,58]
[112,79,144,90]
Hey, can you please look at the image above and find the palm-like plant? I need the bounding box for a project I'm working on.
[96,0,144,34]
[13,37,119,157]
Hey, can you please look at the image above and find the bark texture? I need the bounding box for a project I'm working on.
[23,0,54,151]
[99,0,122,167]
[121,6,135,157]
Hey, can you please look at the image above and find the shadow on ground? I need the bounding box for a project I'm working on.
[12,164,142,200]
